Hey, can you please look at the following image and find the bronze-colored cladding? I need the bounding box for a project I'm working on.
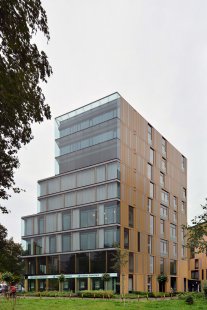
[119,96,187,292]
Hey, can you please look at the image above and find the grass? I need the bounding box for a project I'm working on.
[0,297,207,310]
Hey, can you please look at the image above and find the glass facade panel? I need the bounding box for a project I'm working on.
[77,169,95,187]
[45,213,56,233]
[96,165,106,182]
[38,217,44,234]
[104,227,119,248]
[60,254,75,274]
[49,236,56,253]
[77,188,96,205]
[25,218,33,236]
[90,251,106,273]
[34,238,43,255]
[61,173,76,191]
[80,207,97,228]
[48,256,59,274]
[48,195,64,211]
[76,253,89,274]
[80,231,96,250]
[97,185,107,201]
[65,192,76,207]
[107,162,118,180]
[62,211,71,230]
[37,256,46,274]
[62,234,71,252]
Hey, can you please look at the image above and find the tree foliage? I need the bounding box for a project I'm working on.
[0,224,24,275]
[0,0,52,213]
[111,244,128,273]
[185,198,207,253]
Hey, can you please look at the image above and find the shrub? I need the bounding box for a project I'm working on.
[203,281,207,298]
[185,295,194,305]
[77,290,114,298]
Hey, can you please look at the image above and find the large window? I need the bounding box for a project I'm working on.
[150,256,154,274]
[160,258,164,273]
[129,206,134,228]
[124,228,129,249]
[170,260,177,275]
[148,198,152,213]
[62,234,71,252]
[148,235,152,254]
[161,137,167,157]
[173,243,177,257]
[182,187,187,200]
[38,217,44,234]
[149,148,154,164]
[138,232,141,252]
[148,124,152,144]
[150,215,154,234]
[181,155,186,170]
[104,227,119,248]
[150,182,154,198]
[173,196,177,209]
[80,207,97,228]
[160,220,164,235]
[160,205,168,219]
[80,231,96,250]
[148,163,153,180]
[104,203,120,224]
[161,190,169,206]
[161,158,167,173]
[24,218,33,236]
[160,239,168,256]
[34,238,42,255]
[129,252,134,273]
[170,224,177,241]
[49,236,56,253]
[160,172,165,187]
[62,211,71,230]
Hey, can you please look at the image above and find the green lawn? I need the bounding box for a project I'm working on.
[0,298,207,310]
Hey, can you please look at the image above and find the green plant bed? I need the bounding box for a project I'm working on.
[77,290,114,298]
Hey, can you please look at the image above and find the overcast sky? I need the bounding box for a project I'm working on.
[1,0,207,243]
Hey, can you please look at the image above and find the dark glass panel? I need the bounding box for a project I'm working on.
[90,251,106,273]
[76,253,89,274]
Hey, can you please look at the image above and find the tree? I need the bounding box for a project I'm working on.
[111,244,128,295]
[157,273,168,292]
[0,224,24,276]
[102,273,111,290]
[0,0,52,213]
[58,274,65,292]
[185,198,207,253]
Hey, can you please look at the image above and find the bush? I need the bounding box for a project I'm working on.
[203,281,207,298]
[185,295,194,305]
[77,290,114,298]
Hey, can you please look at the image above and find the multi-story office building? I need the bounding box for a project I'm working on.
[22,93,188,293]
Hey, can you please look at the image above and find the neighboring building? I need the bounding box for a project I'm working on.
[188,234,207,292]
[21,92,188,293]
